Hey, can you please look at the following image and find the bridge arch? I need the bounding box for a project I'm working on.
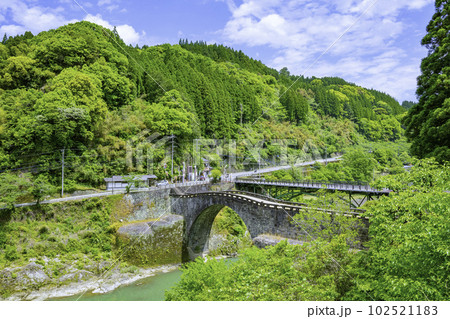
[186,204,252,260]
[170,192,306,261]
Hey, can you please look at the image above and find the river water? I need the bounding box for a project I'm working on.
[52,269,182,301]
[52,257,238,301]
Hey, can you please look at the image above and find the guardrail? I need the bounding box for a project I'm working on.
[235,178,390,194]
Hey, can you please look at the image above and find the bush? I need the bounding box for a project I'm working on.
[0,232,7,249]
[4,245,19,261]
[210,169,222,183]
[166,237,356,301]
[38,225,49,235]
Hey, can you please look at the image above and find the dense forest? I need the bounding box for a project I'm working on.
[0,21,409,198]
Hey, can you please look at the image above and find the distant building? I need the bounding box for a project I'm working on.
[104,175,157,190]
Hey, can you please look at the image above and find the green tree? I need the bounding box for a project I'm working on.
[0,172,31,209]
[143,90,199,137]
[30,175,55,204]
[32,68,107,150]
[403,0,450,162]
[123,174,143,194]
[210,169,222,183]
[348,159,450,300]
[342,148,377,182]
[166,237,356,301]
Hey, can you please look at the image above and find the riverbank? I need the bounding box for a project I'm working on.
[1,263,180,301]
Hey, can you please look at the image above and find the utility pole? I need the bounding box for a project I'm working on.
[182,162,185,183]
[171,134,174,183]
[240,103,243,127]
[61,148,65,197]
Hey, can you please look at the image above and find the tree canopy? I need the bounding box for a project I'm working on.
[0,21,407,189]
[403,0,450,162]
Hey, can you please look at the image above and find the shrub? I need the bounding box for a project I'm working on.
[39,225,49,235]
[4,245,19,261]
[210,169,222,183]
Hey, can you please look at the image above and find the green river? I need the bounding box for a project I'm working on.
[52,269,182,301]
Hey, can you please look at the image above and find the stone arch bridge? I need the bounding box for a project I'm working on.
[170,190,367,260]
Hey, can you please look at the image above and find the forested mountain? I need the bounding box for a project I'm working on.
[0,21,407,187]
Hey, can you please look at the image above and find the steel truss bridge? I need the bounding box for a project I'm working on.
[235,178,391,208]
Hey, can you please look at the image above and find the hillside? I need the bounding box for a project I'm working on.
[0,21,407,190]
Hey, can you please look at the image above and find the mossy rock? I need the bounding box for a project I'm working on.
[117,214,185,267]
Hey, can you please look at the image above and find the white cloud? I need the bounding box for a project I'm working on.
[97,0,112,6]
[0,1,144,46]
[97,0,121,12]
[219,0,434,101]
[106,5,119,12]
[0,0,77,36]
[84,13,144,45]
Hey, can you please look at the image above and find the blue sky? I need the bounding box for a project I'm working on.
[0,0,436,102]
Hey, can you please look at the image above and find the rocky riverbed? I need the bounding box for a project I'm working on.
[0,257,180,301]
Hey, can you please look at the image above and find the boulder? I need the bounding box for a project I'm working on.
[252,235,304,249]
[15,262,50,289]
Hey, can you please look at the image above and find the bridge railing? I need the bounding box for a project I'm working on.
[222,190,308,207]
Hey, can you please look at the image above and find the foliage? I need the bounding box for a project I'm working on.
[208,207,252,256]
[0,21,409,191]
[341,148,377,182]
[29,175,55,204]
[0,172,31,209]
[401,101,416,109]
[371,158,449,192]
[0,195,123,268]
[347,159,450,300]
[403,0,450,162]
[210,169,221,183]
[166,237,356,301]
[123,174,142,194]
[292,190,363,245]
